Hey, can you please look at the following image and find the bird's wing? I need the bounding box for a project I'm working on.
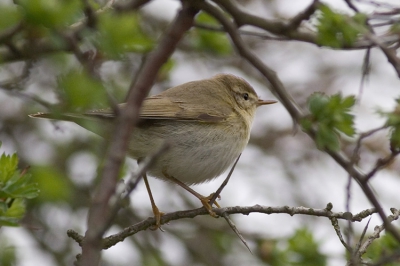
[84,94,233,123]
[136,95,232,122]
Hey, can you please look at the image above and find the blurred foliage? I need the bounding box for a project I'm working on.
[96,12,154,59]
[316,4,367,48]
[381,98,400,150]
[59,70,108,111]
[363,233,400,265]
[18,0,82,28]
[0,144,39,227]
[191,12,232,55]
[390,22,400,34]
[257,228,327,266]
[0,5,21,30]
[30,165,71,203]
[0,237,17,266]
[301,92,355,151]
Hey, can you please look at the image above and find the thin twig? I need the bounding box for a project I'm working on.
[365,150,400,181]
[209,154,241,206]
[208,154,251,253]
[326,203,352,252]
[222,212,252,253]
[358,48,371,103]
[351,217,371,264]
[286,0,320,30]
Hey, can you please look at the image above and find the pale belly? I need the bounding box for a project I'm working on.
[129,120,249,185]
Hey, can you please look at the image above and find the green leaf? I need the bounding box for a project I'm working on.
[302,92,356,151]
[0,199,26,227]
[317,4,367,48]
[0,152,18,183]
[0,150,39,199]
[0,146,39,227]
[341,95,356,108]
[308,92,329,117]
[316,124,340,151]
[0,172,39,199]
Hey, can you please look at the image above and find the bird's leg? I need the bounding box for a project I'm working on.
[162,170,221,217]
[143,172,164,230]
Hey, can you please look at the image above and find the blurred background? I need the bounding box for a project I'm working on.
[1,0,400,265]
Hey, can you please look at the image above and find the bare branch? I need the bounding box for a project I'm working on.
[356,208,400,258]
[68,205,377,249]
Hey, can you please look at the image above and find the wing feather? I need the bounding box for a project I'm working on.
[85,80,234,122]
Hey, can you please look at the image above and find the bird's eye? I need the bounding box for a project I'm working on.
[243,93,249,100]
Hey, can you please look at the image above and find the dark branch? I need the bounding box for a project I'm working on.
[79,3,199,265]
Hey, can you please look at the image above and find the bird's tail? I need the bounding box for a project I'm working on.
[29,112,113,137]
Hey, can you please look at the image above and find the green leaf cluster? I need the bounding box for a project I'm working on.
[0,144,39,226]
[259,228,327,266]
[97,12,154,59]
[191,12,232,55]
[317,5,367,48]
[301,92,356,151]
[381,98,400,150]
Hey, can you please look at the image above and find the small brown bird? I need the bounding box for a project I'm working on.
[31,74,277,228]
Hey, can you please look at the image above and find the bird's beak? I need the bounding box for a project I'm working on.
[256,99,278,107]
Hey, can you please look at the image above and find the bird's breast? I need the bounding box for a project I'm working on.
[131,119,250,185]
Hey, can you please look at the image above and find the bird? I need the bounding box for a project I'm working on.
[30,74,277,228]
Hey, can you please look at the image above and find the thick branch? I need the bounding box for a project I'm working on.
[79,3,198,265]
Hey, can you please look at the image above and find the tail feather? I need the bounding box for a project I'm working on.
[29,112,86,122]
[29,112,57,119]
[29,112,115,121]
[29,112,114,138]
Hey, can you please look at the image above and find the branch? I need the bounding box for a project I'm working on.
[213,0,317,44]
[79,3,199,265]
[356,208,400,258]
[67,205,377,249]
[286,0,320,30]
